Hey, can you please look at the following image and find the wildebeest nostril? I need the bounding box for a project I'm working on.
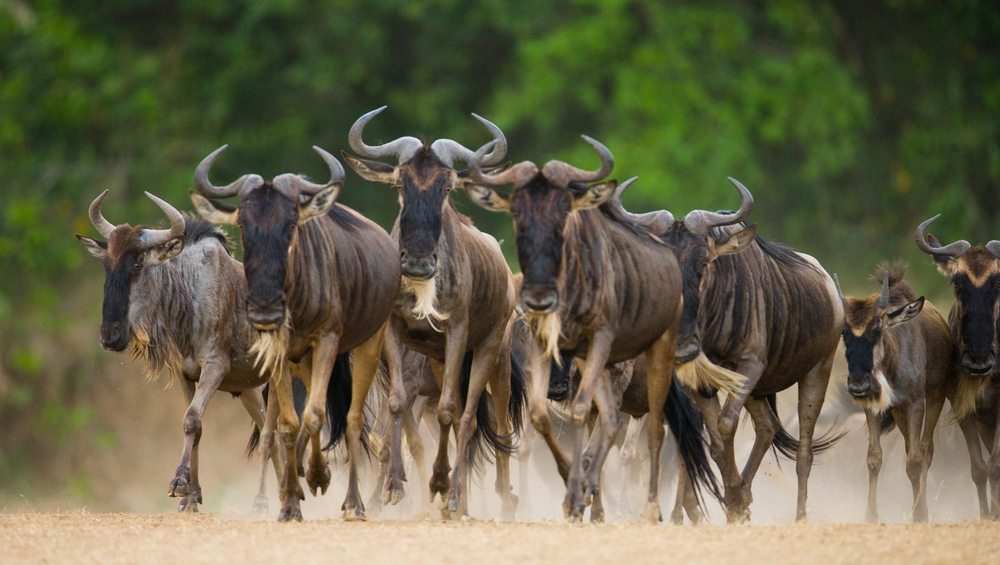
[847,378,872,397]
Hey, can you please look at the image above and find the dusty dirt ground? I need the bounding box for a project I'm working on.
[2,512,998,564]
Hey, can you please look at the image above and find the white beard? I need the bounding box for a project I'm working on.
[856,370,895,414]
[526,311,563,365]
[250,313,290,382]
[401,276,449,332]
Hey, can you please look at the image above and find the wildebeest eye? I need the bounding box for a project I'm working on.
[132,259,143,272]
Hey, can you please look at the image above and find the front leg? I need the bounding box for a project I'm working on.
[238,385,273,515]
[170,355,229,512]
[341,324,385,520]
[719,356,765,522]
[641,328,677,524]
[300,334,340,497]
[583,375,623,524]
[382,323,413,506]
[564,329,613,522]
[863,409,883,522]
[431,320,469,510]
[989,393,1000,519]
[274,365,305,522]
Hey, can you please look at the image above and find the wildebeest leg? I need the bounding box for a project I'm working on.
[740,397,779,496]
[365,401,392,514]
[718,358,765,522]
[671,465,704,525]
[382,324,412,506]
[902,399,928,522]
[432,321,468,505]
[863,410,883,523]
[642,327,679,524]
[403,395,430,506]
[490,326,518,520]
[565,331,614,521]
[341,325,385,520]
[584,376,623,524]
[955,412,989,517]
[299,334,339,497]
[275,365,305,521]
[526,338,572,481]
[238,387,274,515]
[447,324,503,516]
[170,358,228,512]
[621,415,645,519]
[915,390,947,522]
[989,399,1000,519]
[793,356,833,522]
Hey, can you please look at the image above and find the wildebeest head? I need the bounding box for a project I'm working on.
[190,145,344,331]
[464,135,618,314]
[916,215,1000,375]
[837,272,925,410]
[341,106,507,280]
[77,190,186,351]
[609,178,756,363]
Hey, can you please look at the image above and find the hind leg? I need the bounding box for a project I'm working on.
[740,396,779,498]
[717,357,764,522]
[239,387,273,515]
[793,356,834,522]
[956,412,989,517]
[641,328,678,524]
[340,325,384,520]
[989,396,1000,519]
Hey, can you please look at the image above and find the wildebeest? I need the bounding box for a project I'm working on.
[915,216,1000,518]
[191,145,400,521]
[76,190,283,512]
[464,136,739,522]
[838,264,951,522]
[611,178,844,522]
[342,107,525,518]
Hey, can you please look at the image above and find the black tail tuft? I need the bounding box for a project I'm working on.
[666,376,723,507]
[877,411,895,436]
[508,351,528,444]
[245,379,308,458]
[323,352,370,455]
[766,393,846,461]
[547,351,576,401]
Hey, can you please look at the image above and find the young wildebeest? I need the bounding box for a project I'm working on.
[191,146,400,521]
[77,191,285,512]
[611,178,844,522]
[464,136,740,522]
[838,264,950,522]
[342,107,526,519]
[916,216,1000,518]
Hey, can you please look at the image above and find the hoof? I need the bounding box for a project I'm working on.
[590,507,605,523]
[429,471,450,499]
[342,506,367,521]
[278,501,303,522]
[383,477,406,506]
[178,494,201,513]
[670,509,684,525]
[341,495,366,521]
[500,494,519,521]
[642,501,662,524]
[251,494,269,516]
[306,464,331,497]
[168,467,192,498]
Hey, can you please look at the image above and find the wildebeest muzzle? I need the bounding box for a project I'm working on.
[521,286,558,313]
[400,250,437,280]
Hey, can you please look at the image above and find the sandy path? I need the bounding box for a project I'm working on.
[1,513,998,564]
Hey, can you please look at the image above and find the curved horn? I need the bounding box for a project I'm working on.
[541,135,614,186]
[348,106,422,163]
[275,146,346,197]
[194,145,263,198]
[88,189,116,239]
[684,177,755,233]
[877,272,891,309]
[139,191,186,247]
[987,240,1000,259]
[430,113,508,168]
[468,140,538,187]
[915,215,971,257]
[833,273,846,305]
[609,177,676,234]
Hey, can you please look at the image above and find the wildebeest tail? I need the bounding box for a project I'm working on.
[508,350,527,442]
[245,378,308,458]
[666,375,723,506]
[766,393,845,461]
[324,352,370,454]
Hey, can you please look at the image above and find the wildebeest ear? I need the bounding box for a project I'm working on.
[76,234,108,259]
[924,233,958,276]
[150,237,185,264]
[571,181,616,210]
[709,224,757,260]
[465,184,511,212]
[340,151,397,185]
[299,183,341,222]
[885,296,924,328]
[189,191,238,224]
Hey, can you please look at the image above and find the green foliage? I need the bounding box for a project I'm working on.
[0,0,998,488]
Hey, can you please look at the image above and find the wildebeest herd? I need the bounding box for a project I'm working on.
[75,107,1000,525]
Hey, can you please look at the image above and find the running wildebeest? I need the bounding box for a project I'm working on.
[77,190,287,513]
[191,145,400,521]
[464,136,739,522]
[611,178,844,522]
[915,216,1000,518]
[342,107,525,519]
[838,263,952,522]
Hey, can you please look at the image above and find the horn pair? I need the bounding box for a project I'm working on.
[915,215,1000,258]
[348,105,508,168]
[467,135,614,189]
[88,190,184,247]
[194,145,344,199]
[610,177,753,235]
